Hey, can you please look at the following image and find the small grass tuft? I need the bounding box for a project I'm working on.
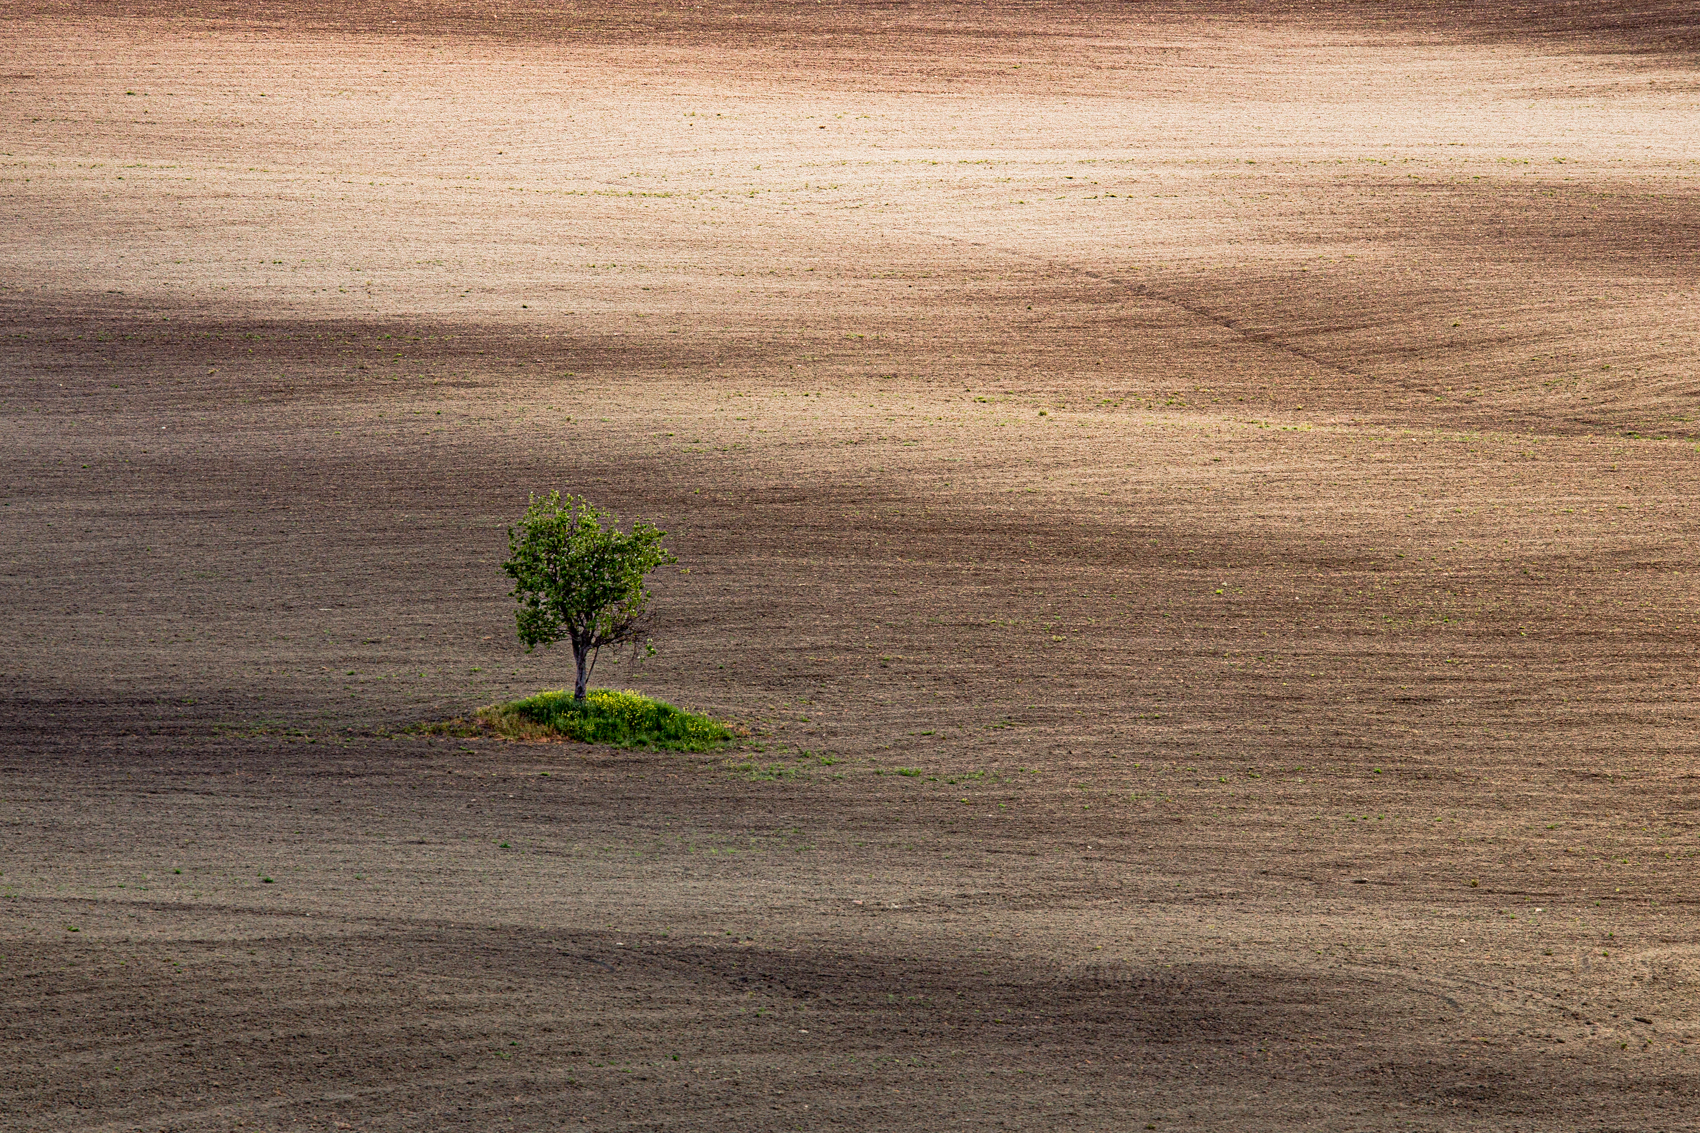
[476,688,735,752]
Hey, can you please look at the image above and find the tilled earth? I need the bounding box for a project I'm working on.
[5,2,1700,1130]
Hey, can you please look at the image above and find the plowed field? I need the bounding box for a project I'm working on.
[5,3,1700,1129]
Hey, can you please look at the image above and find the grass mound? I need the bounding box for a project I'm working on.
[475,688,735,751]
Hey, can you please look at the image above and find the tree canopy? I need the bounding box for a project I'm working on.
[501,492,676,700]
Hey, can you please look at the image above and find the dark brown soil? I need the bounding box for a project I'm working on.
[5,3,1700,1129]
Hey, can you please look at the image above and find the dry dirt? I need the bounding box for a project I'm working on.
[5,3,1700,1130]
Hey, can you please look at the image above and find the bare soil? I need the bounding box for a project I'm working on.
[5,3,1700,1129]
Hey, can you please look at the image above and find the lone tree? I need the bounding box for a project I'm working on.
[502,491,677,701]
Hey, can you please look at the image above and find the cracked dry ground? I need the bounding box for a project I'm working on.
[4,2,1700,1130]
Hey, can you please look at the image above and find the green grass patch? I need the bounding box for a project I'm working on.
[475,688,735,752]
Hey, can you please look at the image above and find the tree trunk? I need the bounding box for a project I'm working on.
[573,642,590,701]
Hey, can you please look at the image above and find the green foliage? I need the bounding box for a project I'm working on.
[478,688,734,752]
[502,492,677,699]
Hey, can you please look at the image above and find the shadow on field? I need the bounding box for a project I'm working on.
[15,920,1688,1130]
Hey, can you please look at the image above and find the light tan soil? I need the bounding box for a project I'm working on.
[5,3,1700,1129]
